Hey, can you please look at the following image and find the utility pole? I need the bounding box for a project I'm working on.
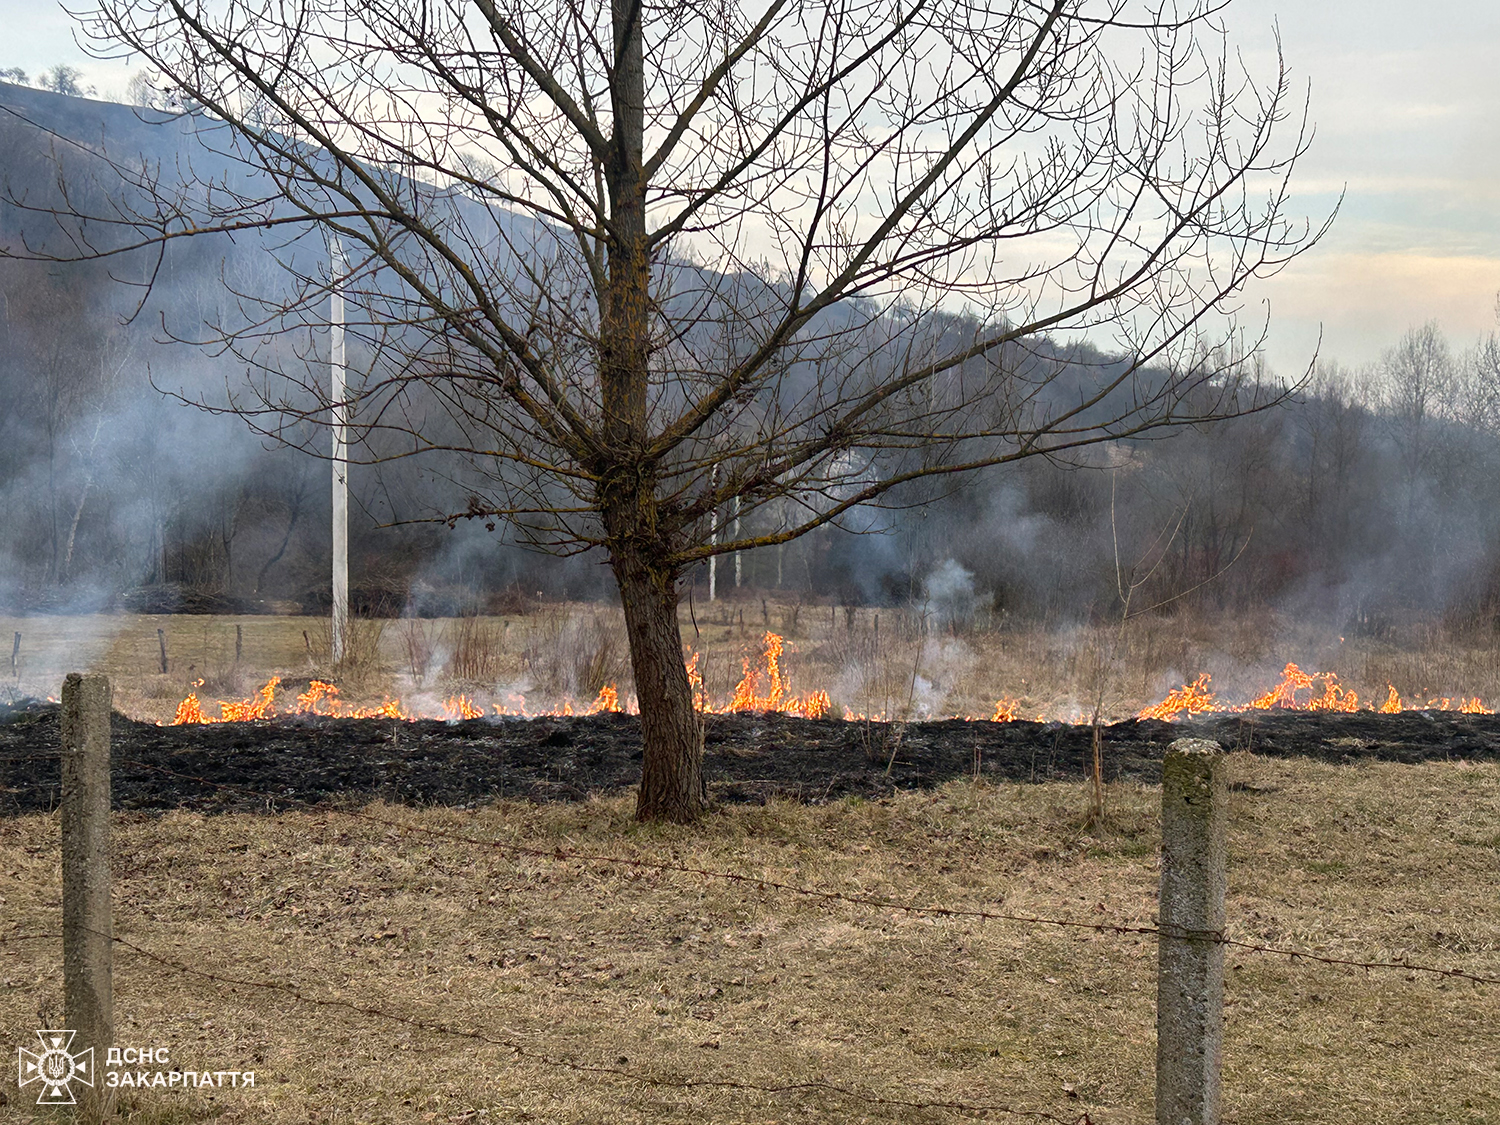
[708,465,719,602]
[733,496,742,588]
[330,238,348,664]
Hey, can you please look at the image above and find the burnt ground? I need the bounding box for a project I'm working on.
[2,701,1498,816]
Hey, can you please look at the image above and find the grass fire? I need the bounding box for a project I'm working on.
[1,5,1499,1119]
[158,627,1497,731]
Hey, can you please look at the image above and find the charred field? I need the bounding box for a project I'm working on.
[4,701,1500,816]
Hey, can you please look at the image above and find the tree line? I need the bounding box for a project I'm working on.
[5,246,1498,641]
[0,0,1414,819]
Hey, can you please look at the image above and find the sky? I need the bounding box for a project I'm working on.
[1216,1,1500,377]
[3,0,1497,380]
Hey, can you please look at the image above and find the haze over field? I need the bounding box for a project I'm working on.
[1,2,1498,706]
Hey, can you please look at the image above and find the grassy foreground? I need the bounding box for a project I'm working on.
[1,756,1496,1123]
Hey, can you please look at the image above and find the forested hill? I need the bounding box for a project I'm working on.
[1,83,1498,632]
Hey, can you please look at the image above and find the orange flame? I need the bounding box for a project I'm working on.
[161,635,1495,728]
[699,632,830,718]
[166,632,832,725]
[1141,662,1492,720]
[586,684,621,714]
[171,676,415,724]
[1246,663,1361,712]
[171,693,206,725]
[446,694,483,720]
[728,632,788,712]
[1137,674,1217,721]
[685,652,706,712]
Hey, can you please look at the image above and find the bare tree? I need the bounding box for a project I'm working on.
[1375,321,1459,521]
[1294,360,1370,580]
[1456,294,1500,436]
[0,260,114,586]
[20,0,1322,819]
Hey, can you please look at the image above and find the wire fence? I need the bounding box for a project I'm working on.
[109,757,1500,988]
[1,928,1089,1123]
[6,695,1497,1121]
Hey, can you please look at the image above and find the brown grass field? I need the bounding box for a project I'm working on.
[1,605,1498,1121]
[0,758,1496,1123]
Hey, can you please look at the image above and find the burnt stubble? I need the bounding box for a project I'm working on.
[4,703,1498,816]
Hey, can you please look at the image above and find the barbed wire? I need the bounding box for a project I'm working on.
[78,925,1085,1124]
[114,758,1500,986]
[0,931,62,944]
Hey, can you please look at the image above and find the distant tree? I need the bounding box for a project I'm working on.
[0,260,114,585]
[1375,322,1457,519]
[1294,361,1371,580]
[24,0,1323,820]
[123,70,162,109]
[36,65,91,98]
[1457,294,1500,435]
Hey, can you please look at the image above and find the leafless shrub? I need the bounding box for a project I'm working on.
[140,676,182,700]
[521,611,629,699]
[777,600,803,638]
[487,584,535,616]
[399,617,437,682]
[308,615,388,687]
[444,612,502,684]
[195,665,247,698]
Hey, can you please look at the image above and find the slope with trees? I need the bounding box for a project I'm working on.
[9,0,1326,819]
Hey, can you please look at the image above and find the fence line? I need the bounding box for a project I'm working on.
[0,931,64,945]
[113,756,1500,987]
[42,923,1086,1124]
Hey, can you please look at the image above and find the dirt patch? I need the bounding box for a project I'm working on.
[4,702,1499,816]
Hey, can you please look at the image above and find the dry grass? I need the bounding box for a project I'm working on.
[519,610,628,699]
[0,758,1495,1123]
[6,602,1500,725]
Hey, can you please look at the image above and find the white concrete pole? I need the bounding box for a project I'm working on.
[1157,738,1227,1125]
[708,466,719,602]
[733,495,742,588]
[330,238,349,665]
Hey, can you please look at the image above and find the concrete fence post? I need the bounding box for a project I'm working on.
[61,673,114,1074]
[1157,738,1227,1125]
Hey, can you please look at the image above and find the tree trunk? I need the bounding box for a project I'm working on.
[254,487,303,595]
[59,471,93,583]
[613,552,705,822]
[599,0,699,819]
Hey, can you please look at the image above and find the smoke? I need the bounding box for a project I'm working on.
[6,80,1500,696]
[921,559,991,630]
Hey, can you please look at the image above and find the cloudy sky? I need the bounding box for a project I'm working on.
[5,0,1496,378]
[1219,1,1500,376]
